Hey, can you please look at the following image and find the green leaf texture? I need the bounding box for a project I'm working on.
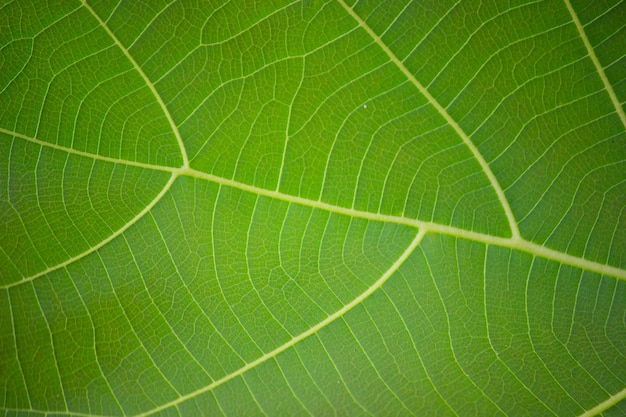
[1,0,625,416]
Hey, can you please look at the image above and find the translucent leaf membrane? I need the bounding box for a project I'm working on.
[1,0,625,416]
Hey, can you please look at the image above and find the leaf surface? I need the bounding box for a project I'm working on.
[1,0,625,416]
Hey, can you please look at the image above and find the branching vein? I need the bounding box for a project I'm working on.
[335,0,521,239]
[80,0,189,168]
[133,229,427,417]
[563,0,626,130]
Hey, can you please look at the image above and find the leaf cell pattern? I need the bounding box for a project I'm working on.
[0,0,625,416]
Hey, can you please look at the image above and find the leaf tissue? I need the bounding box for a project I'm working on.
[1,0,625,416]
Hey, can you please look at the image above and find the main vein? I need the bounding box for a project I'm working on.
[2,125,625,287]
[182,167,626,281]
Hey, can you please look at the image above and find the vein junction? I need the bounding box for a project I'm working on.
[1,127,624,288]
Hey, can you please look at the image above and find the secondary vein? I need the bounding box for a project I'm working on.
[335,0,521,240]
[1,173,178,290]
[563,0,626,130]
[80,0,190,168]
[0,127,176,173]
[133,229,427,417]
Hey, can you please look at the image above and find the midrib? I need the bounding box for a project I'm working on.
[182,166,626,281]
[3,0,620,287]
[1,129,624,288]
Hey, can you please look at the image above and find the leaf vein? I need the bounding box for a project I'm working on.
[81,0,189,167]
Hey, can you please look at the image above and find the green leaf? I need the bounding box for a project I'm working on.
[1,0,625,416]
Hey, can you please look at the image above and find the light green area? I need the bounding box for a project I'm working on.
[0,0,624,416]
